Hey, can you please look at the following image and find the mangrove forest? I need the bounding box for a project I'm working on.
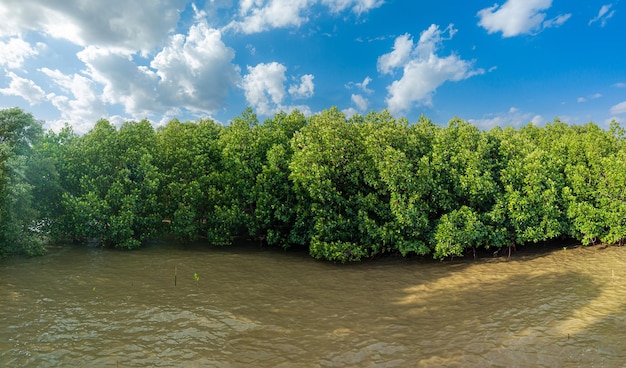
[1,106,625,261]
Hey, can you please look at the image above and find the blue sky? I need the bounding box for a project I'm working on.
[0,0,624,133]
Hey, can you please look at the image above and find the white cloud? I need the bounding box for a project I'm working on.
[468,107,544,130]
[351,94,369,111]
[321,0,384,15]
[377,34,413,75]
[190,3,208,20]
[577,93,603,103]
[477,0,571,37]
[342,82,370,116]
[0,71,47,105]
[242,62,288,115]
[39,68,107,133]
[77,47,160,117]
[589,4,615,27]
[345,76,374,94]
[610,101,626,115]
[342,107,359,118]
[239,0,258,15]
[242,62,314,115]
[543,13,572,29]
[0,0,186,54]
[378,24,484,115]
[151,23,240,113]
[227,0,384,34]
[289,74,315,99]
[246,44,257,55]
[614,82,626,88]
[77,22,240,118]
[227,0,311,34]
[0,38,44,69]
[357,76,373,93]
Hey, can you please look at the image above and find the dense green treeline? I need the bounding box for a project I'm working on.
[1,107,625,261]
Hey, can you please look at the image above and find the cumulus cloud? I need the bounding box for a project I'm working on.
[377,34,413,75]
[468,107,544,130]
[0,0,186,54]
[289,74,315,99]
[0,38,45,69]
[77,47,160,117]
[39,68,107,133]
[241,62,314,115]
[227,0,311,34]
[242,62,288,115]
[610,101,626,115]
[342,107,359,118]
[589,4,615,27]
[151,23,240,112]
[378,24,484,115]
[0,2,242,128]
[76,22,240,119]
[0,72,47,105]
[342,77,371,116]
[351,94,369,111]
[477,0,571,37]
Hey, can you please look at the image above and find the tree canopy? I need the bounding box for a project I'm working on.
[1,107,625,261]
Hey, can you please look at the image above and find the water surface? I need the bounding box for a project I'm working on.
[2,242,625,367]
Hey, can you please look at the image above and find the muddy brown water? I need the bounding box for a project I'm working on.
[1,241,625,367]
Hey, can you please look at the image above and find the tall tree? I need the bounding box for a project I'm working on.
[156,118,224,242]
[290,108,394,261]
[58,119,162,249]
[430,119,502,259]
[251,110,308,248]
[0,108,45,256]
[360,111,435,256]
[561,123,616,244]
[488,122,569,256]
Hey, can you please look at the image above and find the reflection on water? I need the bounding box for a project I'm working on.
[1,242,626,367]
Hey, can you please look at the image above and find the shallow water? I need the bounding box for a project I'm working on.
[1,242,625,367]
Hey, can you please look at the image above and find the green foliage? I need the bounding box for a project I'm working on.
[487,123,569,248]
[431,118,499,213]
[156,118,224,242]
[594,150,626,245]
[361,112,435,256]
[4,106,626,260]
[290,109,437,260]
[427,119,505,257]
[434,206,488,259]
[0,108,46,257]
[57,119,162,249]
[216,108,262,244]
[290,108,376,261]
[0,107,43,155]
[252,110,308,248]
[558,122,625,246]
